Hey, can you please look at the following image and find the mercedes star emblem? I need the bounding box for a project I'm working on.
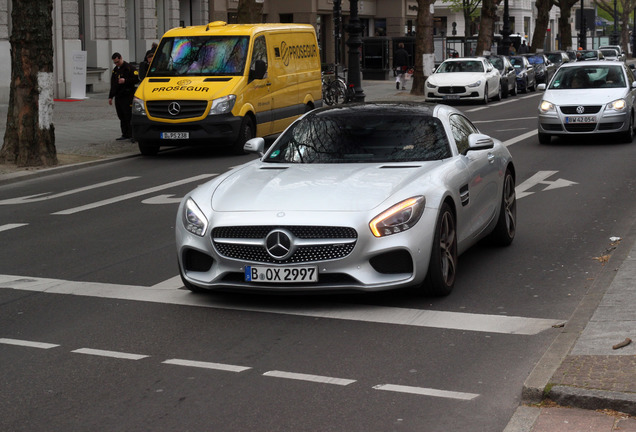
[265,229,293,260]
[168,102,181,116]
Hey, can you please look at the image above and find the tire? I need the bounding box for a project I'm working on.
[233,115,255,154]
[538,132,551,144]
[619,112,634,143]
[138,140,159,156]
[422,203,457,297]
[521,79,528,94]
[502,80,509,98]
[495,83,502,101]
[180,271,207,293]
[529,79,536,92]
[510,80,518,96]
[482,84,489,104]
[488,169,516,246]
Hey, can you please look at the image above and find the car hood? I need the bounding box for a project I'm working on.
[427,73,488,85]
[210,161,442,212]
[543,88,628,105]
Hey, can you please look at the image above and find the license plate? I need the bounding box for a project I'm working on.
[443,95,460,100]
[161,132,189,139]
[565,116,595,124]
[245,265,318,283]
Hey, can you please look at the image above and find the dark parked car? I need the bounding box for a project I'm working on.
[545,51,571,68]
[485,55,517,97]
[522,53,556,84]
[509,56,536,93]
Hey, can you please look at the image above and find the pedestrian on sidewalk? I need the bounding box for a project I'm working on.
[108,52,139,141]
[393,43,409,91]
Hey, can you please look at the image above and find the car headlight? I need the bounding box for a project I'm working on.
[132,97,146,116]
[606,98,627,111]
[426,81,437,89]
[183,198,208,236]
[467,81,482,88]
[517,72,526,78]
[369,196,426,238]
[539,100,555,113]
[209,95,236,115]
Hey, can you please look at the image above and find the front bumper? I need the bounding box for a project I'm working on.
[131,113,242,145]
[538,106,629,136]
[425,86,484,102]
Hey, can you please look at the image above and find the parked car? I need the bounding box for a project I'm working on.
[537,61,636,144]
[425,57,502,104]
[522,53,556,84]
[599,48,621,62]
[545,51,571,69]
[509,55,537,92]
[598,45,625,62]
[176,103,517,297]
[485,54,518,97]
[575,49,605,61]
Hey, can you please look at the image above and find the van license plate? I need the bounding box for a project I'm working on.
[245,266,318,283]
[161,132,189,139]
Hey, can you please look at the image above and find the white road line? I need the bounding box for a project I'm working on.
[0,338,59,349]
[163,358,251,372]
[473,116,536,124]
[0,274,564,335]
[52,174,217,215]
[0,223,28,233]
[503,130,536,147]
[263,370,356,386]
[0,177,139,205]
[71,348,149,360]
[373,384,479,400]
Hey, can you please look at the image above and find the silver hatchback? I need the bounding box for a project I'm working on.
[537,61,636,144]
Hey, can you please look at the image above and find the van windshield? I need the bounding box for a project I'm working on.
[150,36,249,77]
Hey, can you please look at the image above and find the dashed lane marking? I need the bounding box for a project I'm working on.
[0,223,28,233]
[0,337,59,349]
[163,358,251,373]
[373,384,480,400]
[71,348,149,360]
[0,274,564,335]
[263,370,356,386]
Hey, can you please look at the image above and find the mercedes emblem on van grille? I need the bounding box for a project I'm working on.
[168,102,181,116]
[265,229,293,260]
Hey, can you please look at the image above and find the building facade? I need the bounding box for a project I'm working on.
[0,0,560,103]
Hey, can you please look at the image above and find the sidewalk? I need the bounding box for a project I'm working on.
[0,78,635,431]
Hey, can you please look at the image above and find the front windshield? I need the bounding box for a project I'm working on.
[150,36,249,77]
[525,56,544,65]
[546,53,561,63]
[579,51,598,60]
[509,57,525,69]
[549,65,625,89]
[265,109,452,164]
[437,60,484,73]
[600,50,617,57]
[489,57,503,70]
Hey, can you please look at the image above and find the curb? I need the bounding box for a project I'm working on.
[549,385,636,416]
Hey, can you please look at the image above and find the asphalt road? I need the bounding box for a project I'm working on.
[1,92,635,431]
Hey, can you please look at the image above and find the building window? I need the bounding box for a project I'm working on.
[280,14,293,23]
[374,18,386,36]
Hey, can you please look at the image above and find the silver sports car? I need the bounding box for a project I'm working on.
[176,103,516,296]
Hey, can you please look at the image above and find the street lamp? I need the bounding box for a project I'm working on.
[500,0,511,55]
[613,0,619,45]
[345,0,365,102]
[333,0,342,65]
[579,0,587,49]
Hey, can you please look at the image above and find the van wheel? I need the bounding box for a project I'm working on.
[138,140,159,156]
[234,115,255,154]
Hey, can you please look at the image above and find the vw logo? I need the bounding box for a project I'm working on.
[576,106,585,114]
[168,102,181,116]
[265,229,294,260]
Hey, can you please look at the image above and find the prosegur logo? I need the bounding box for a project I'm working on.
[152,79,209,93]
[280,41,318,66]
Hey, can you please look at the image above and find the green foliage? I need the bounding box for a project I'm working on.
[441,0,483,17]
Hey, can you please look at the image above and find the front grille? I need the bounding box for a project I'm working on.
[212,226,358,264]
[598,122,623,130]
[439,86,467,94]
[147,100,208,119]
[565,124,596,132]
[560,105,602,114]
[541,123,564,131]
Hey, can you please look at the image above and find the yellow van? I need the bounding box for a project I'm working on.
[131,21,323,155]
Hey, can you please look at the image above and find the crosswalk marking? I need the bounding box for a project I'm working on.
[0,274,563,335]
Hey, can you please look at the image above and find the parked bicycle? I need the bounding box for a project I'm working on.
[322,65,355,105]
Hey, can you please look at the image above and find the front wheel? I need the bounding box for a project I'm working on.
[482,84,489,104]
[422,203,457,297]
[233,115,255,154]
[619,112,634,143]
[138,140,159,156]
[488,169,516,246]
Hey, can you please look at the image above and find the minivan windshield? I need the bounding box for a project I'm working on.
[150,36,250,77]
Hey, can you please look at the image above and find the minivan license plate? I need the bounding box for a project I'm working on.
[245,266,318,283]
[161,132,189,139]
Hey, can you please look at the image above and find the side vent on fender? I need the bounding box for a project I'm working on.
[460,185,469,206]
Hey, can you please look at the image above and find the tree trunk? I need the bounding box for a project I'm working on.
[237,0,264,23]
[411,0,434,95]
[476,0,502,55]
[530,0,552,52]
[0,0,56,167]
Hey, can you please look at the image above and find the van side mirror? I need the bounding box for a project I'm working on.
[249,59,267,81]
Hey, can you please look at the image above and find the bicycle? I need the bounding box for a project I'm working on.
[322,65,355,105]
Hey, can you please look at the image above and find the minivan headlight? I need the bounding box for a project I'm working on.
[209,95,236,115]
[132,97,146,116]
[183,199,208,236]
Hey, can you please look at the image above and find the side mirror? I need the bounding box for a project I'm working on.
[537,83,547,91]
[244,137,265,155]
[464,133,494,154]
[249,59,267,81]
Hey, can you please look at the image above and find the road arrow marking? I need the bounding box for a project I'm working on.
[516,170,578,199]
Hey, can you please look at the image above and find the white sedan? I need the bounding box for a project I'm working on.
[176,103,516,297]
[425,57,502,104]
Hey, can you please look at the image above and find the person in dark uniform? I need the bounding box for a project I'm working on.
[393,42,409,90]
[138,49,154,81]
[109,52,139,141]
